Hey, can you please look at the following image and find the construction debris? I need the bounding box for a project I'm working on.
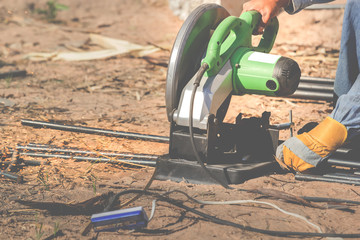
[23,34,160,62]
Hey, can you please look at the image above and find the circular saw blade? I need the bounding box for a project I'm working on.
[165,4,230,122]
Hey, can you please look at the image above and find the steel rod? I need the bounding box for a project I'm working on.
[289,90,333,101]
[19,152,156,166]
[21,119,170,143]
[284,76,336,101]
[327,158,360,168]
[300,76,334,84]
[324,173,360,181]
[0,171,23,183]
[269,122,293,130]
[295,173,360,186]
[16,145,158,160]
[324,150,360,168]
[297,82,334,92]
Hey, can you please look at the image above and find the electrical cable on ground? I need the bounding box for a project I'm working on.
[148,200,156,222]
[111,189,360,238]
[163,190,322,233]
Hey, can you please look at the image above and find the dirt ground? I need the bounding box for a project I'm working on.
[1,0,360,239]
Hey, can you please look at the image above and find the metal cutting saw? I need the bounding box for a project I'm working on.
[155,4,301,185]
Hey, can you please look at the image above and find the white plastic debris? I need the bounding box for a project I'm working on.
[23,34,159,62]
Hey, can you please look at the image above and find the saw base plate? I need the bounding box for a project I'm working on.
[155,155,279,185]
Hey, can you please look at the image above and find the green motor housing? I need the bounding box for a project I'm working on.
[201,11,301,97]
[231,49,301,96]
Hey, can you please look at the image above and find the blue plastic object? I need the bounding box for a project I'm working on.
[91,206,148,232]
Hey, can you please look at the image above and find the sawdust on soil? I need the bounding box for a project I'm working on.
[1,0,360,239]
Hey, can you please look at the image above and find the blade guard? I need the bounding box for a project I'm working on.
[202,11,279,77]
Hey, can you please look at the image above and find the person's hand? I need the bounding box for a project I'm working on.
[242,0,290,33]
[275,117,347,173]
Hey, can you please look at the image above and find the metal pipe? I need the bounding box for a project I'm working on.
[21,119,170,143]
[0,171,23,183]
[327,158,360,168]
[289,90,333,101]
[283,77,335,101]
[295,173,360,186]
[300,76,334,84]
[324,173,360,181]
[269,122,293,130]
[16,145,159,160]
[297,82,334,92]
[19,152,156,166]
[324,150,360,168]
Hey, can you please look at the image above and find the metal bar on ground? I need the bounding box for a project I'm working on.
[300,76,335,85]
[16,145,159,160]
[324,173,360,181]
[269,122,293,130]
[21,119,170,143]
[283,77,335,101]
[295,173,360,186]
[289,90,333,101]
[0,171,23,183]
[324,150,360,168]
[297,82,334,92]
[19,152,156,166]
[327,158,360,168]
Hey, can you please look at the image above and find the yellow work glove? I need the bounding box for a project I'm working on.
[276,117,347,172]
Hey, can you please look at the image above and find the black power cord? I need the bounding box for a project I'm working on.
[112,189,360,238]
[189,63,232,189]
